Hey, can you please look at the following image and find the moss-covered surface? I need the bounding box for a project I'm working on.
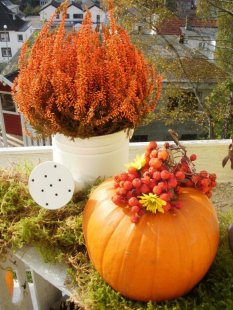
[0,166,233,309]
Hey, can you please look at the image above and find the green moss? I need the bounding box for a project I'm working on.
[71,228,233,310]
[0,167,233,309]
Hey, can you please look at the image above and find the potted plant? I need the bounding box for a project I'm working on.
[12,1,162,190]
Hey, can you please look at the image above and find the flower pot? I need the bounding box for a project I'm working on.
[52,130,132,192]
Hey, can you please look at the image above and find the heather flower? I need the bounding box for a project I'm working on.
[12,1,162,138]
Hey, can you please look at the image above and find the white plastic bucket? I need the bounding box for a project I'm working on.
[52,130,132,191]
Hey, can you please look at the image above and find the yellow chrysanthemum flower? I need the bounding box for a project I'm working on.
[126,154,146,170]
[138,193,166,214]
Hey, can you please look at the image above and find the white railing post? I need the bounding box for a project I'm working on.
[20,115,52,147]
[0,95,8,147]
[13,256,34,309]
[31,270,62,309]
[20,114,28,147]
[0,250,65,310]
[0,261,13,309]
[0,253,34,310]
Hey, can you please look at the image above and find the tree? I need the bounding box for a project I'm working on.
[23,4,40,16]
[197,0,233,138]
[10,0,40,15]
[197,0,233,74]
[110,0,233,139]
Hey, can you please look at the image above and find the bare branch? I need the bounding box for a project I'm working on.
[168,129,187,154]
[206,0,233,17]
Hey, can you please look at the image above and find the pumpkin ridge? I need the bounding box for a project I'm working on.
[181,188,214,214]
[191,205,218,264]
[150,213,161,300]
[91,185,114,204]
[189,214,215,284]
[127,215,151,296]
[98,202,126,276]
[152,212,185,301]
[180,189,218,224]
[178,192,219,289]
[99,200,134,279]
[83,196,125,274]
[175,208,195,295]
[169,213,184,298]
[114,219,137,292]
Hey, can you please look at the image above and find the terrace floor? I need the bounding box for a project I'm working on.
[212,182,233,212]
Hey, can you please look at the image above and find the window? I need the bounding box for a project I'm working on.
[1,48,12,57]
[56,14,59,19]
[178,34,185,44]
[0,94,16,112]
[130,135,148,142]
[138,25,142,33]
[66,14,70,19]
[73,13,83,19]
[96,14,100,23]
[0,32,10,42]
[17,34,23,42]
[199,42,206,50]
[40,0,47,5]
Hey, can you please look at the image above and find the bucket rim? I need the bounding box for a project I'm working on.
[52,129,134,142]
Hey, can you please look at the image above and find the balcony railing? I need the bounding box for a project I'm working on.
[0,139,232,182]
[1,247,68,310]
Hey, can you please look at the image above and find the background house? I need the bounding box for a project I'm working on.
[39,0,106,29]
[0,0,33,65]
[176,0,197,17]
[1,0,25,19]
[157,18,217,61]
[132,57,227,141]
[0,68,23,146]
[127,8,221,141]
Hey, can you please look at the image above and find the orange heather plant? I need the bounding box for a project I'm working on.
[12,1,162,138]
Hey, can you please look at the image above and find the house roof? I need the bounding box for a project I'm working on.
[4,70,18,83]
[157,18,217,36]
[0,47,20,77]
[161,57,228,83]
[71,2,83,11]
[40,0,101,12]
[40,0,60,12]
[157,19,183,36]
[81,0,101,11]
[135,33,227,84]
[1,0,13,6]
[0,0,30,31]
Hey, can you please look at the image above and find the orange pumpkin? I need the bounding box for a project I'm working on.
[83,179,219,302]
[5,270,14,298]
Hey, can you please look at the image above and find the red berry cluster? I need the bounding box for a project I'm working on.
[182,170,217,198]
[171,153,217,198]
[112,141,217,223]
